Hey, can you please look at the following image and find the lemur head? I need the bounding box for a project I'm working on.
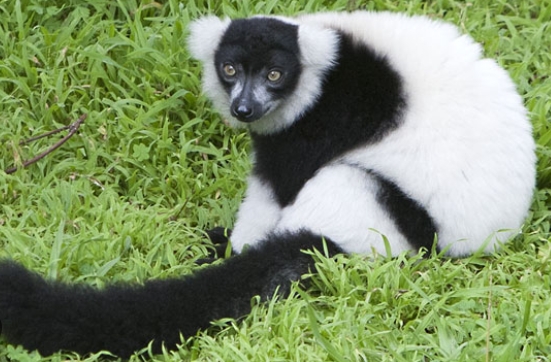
[188,15,339,134]
[214,18,302,124]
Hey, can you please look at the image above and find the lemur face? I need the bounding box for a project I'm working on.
[213,18,302,123]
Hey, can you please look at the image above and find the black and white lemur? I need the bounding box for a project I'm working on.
[0,11,536,357]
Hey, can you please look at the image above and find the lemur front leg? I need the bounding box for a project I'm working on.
[200,175,282,263]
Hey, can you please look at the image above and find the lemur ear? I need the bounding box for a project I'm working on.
[188,16,231,62]
[297,23,340,68]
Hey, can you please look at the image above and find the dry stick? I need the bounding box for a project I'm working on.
[18,124,72,145]
[5,114,87,175]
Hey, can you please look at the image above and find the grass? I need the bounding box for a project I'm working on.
[0,0,549,361]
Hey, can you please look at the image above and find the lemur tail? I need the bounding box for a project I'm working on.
[0,231,340,357]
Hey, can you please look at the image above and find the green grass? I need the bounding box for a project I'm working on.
[0,0,550,361]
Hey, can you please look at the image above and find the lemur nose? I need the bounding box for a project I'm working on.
[232,104,254,120]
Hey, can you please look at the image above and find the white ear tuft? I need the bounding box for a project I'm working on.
[188,16,231,62]
[297,24,340,68]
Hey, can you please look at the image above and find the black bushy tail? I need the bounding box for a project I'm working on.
[0,231,341,358]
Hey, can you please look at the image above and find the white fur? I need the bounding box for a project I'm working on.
[190,12,535,257]
[307,11,535,255]
[230,176,282,252]
[188,16,232,125]
[232,164,413,255]
[275,163,412,255]
[188,16,231,62]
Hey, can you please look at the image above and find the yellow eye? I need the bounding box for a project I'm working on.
[267,70,281,82]
[223,64,236,77]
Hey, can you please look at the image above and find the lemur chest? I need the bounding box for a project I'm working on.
[251,128,331,207]
[250,114,388,207]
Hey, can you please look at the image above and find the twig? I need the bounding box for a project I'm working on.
[5,114,87,174]
[18,124,72,145]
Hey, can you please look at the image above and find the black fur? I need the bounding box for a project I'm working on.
[214,18,302,101]
[195,227,233,264]
[374,174,438,251]
[252,31,406,207]
[0,231,341,357]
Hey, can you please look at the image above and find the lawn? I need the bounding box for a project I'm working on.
[0,0,550,361]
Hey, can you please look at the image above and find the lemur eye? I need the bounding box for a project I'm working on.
[223,64,236,77]
[267,70,281,82]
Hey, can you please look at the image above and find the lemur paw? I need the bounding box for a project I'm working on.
[196,227,233,265]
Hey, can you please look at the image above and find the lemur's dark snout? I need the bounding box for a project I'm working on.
[231,97,264,122]
[232,104,254,120]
